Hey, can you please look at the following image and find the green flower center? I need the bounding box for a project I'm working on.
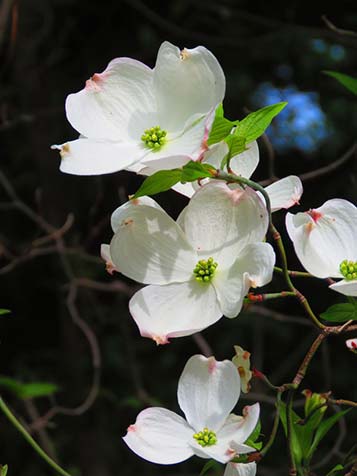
[340,260,357,280]
[193,257,218,283]
[141,126,167,150]
[193,428,217,447]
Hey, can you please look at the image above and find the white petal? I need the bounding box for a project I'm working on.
[218,404,260,445]
[212,267,249,319]
[233,242,276,289]
[224,463,257,476]
[129,281,222,343]
[53,138,142,176]
[110,196,164,233]
[123,407,194,465]
[230,141,259,179]
[286,199,357,278]
[109,203,197,285]
[100,244,118,275]
[263,175,303,212]
[177,355,241,433]
[65,58,156,141]
[154,42,225,131]
[329,279,357,296]
[171,181,198,198]
[183,182,268,268]
[203,141,229,169]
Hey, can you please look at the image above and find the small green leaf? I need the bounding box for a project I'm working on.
[0,309,10,316]
[207,104,238,146]
[307,409,350,459]
[324,71,357,95]
[224,134,246,158]
[278,401,305,464]
[0,376,59,400]
[200,460,222,476]
[326,464,344,476]
[234,102,287,144]
[181,161,215,181]
[132,161,216,199]
[20,382,59,399]
[132,169,183,199]
[0,465,8,476]
[244,420,262,450]
[320,303,357,323]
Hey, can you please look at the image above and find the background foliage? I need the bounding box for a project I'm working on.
[0,0,357,474]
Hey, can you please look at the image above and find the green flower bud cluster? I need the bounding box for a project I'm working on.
[340,259,357,281]
[193,428,217,447]
[193,257,218,282]
[141,126,167,150]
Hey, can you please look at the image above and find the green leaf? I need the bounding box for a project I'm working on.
[326,464,344,476]
[278,401,305,464]
[307,409,350,459]
[234,102,287,144]
[19,382,59,399]
[0,465,8,476]
[224,134,246,158]
[0,376,59,400]
[132,161,215,199]
[244,420,262,450]
[320,302,357,323]
[132,169,183,199]
[0,309,10,316]
[181,161,215,181]
[207,104,238,146]
[324,71,357,96]
[200,460,222,476]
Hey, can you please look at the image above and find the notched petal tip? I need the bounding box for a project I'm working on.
[180,48,191,60]
[85,72,107,92]
[151,335,171,345]
[51,143,70,158]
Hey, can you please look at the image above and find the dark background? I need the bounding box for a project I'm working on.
[0,0,357,475]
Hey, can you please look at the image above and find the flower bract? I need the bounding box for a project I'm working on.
[53,41,225,176]
[123,354,260,464]
[104,181,275,343]
[232,345,253,393]
[286,198,357,296]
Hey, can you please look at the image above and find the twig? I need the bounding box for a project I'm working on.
[322,15,357,37]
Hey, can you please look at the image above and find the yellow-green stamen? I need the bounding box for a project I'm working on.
[141,126,167,150]
[193,428,217,447]
[340,260,357,281]
[193,257,218,283]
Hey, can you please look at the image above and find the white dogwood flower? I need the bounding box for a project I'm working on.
[286,198,357,296]
[104,181,275,344]
[52,41,225,175]
[224,462,257,476]
[142,140,303,212]
[123,354,259,464]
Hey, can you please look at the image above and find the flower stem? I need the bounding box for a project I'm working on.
[0,397,72,476]
[246,291,295,302]
[286,390,297,476]
[274,267,314,279]
[270,224,325,330]
[260,391,282,457]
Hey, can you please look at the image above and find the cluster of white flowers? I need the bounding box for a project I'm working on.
[55,41,357,475]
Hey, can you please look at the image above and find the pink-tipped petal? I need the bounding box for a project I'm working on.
[129,281,222,343]
[123,407,194,465]
[177,355,241,433]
